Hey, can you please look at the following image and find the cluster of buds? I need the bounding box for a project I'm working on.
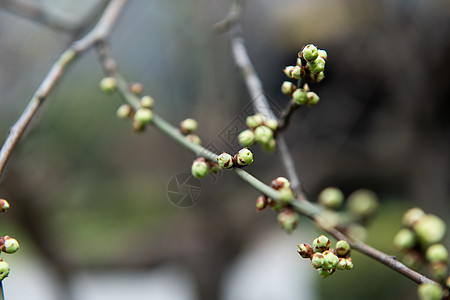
[417,283,447,300]
[0,198,19,281]
[298,235,353,278]
[191,157,220,179]
[393,207,448,282]
[216,148,254,169]
[179,118,201,145]
[281,44,327,106]
[237,113,278,152]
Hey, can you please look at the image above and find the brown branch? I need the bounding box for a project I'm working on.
[0,0,128,178]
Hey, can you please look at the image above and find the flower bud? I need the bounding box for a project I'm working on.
[318,187,344,210]
[246,114,264,129]
[336,258,347,270]
[191,158,208,179]
[307,57,326,74]
[140,95,154,108]
[283,66,296,78]
[238,129,255,147]
[235,148,254,166]
[413,214,446,246]
[393,228,416,251]
[291,66,302,79]
[429,262,447,279]
[306,91,320,106]
[277,209,299,233]
[336,240,351,257]
[128,82,143,95]
[309,71,325,83]
[301,44,319,61]
[180,118,198,135]
[402,207,425,228]
[270,177,291,190]
[116,104,132,119]
[297,243,313,259]
[402,249,422,268]
[311,252,325,269]
[317,268,334,278]
[318,49,328,61]
[133,108,153,125]
[0,199,10,212]
[254,126,273,145]
[216,152,233,169]
[0,261,9,281]
[99,77,116,93]
[296,58,302,66]
[0,236,19,254]
[417,283,444,300]
[132,120,145,132]
[344,258,354,270]
[292,89,307,105]
[281,81,296,95]
[256,195,268,212]
[279,187,294,204]
[322,250,339,269]
[186,134,201,145]
[264,119,279,131]
[425,244,448,263]
[313,235,331,252]
[261,138,277,152]
[346,189,378,219]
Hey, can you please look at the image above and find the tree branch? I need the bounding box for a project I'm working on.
[0,0,128,178]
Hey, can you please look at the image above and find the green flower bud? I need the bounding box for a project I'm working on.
[429,262,447,279]
[191,159,208,179]
[264,119,279,131]
[140,95,154,108]
[278,187,295,204]
[313,235,331,252]
[281,81,296,95]
[307,57,326,74]
[306,92,320,106]
[322,250,339,269]
[133,108,153,125]
[99,77,116,93]
[186,134,201,145]
[301,44,319,61]
[303,83,310,92]
[0,236,19,254]
[261,138,277,152]
[344,258,354,270]
[426,244,448,263]
[268,198,283,212]
[254,126,273,145]
[317,268,334,278]
[292,89,307,105]
[402,207,425,228]
[0,199,10,212]
[318,49,328,61]
[336,258,347,270]
[246,114,264,129]
[291,66,302,79]
[346,189,378,219]
[393,228,416,251]
[336,240,351,257]
[309,71,325,83]
[256,195,268,212]
[238,130,255,147]
[417,283,444,300]
[297,243,313,259]
[271,177,291,190]
[283,66,296,78]
[116,104,132,119]
[128,82,143,95]
[180,118,198,135]
[0,261,9,281]
[277,209,299,233]
[318,187,344,210]
[413,214,446,246]
[311,252,325,269]
[235,148,254,166]
[132,120,145,132]
[216,152,233,169]
[296,58,302,66]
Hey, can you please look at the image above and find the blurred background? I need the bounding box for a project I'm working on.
[0,0,449,299]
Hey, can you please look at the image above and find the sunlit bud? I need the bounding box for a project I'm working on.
[336,258,347,270]
[296,57,302,66]
[313,235,331,252]
[417,283,444,300]
[116,104,132,119]
[309,71,325,83]
[303,83,310,92]
[0,236,19,254]
[426,244,448,263]
[283,66,296,78]
[246,114,264,129]
[318,187,344,210]
[279,187,294,204]
[261,138,276,152]
[0,199,9,212]
[336,240,351,257]
[318,49,328,61]
[234,148,254,166]
[344,258,354,270]
[99,77,116,93]
[297,243,314,259]
[264,119,279,131]
[291,66,302,79]
[277,209,299,233]
[322,250,339,269]
[317,268,334,278]
[346,189,378,219]
[186,134,201,145]
[311,253,325,269]
[393,228,416,251]
[128,82,143,95]
[307,57,326,74]
[132,120,145,132]
[180,118,198,135]
[413,214,446,246]
[256,195,268,212]
[134,108,153,125]
[238,129,255,147]
[402,207,425,228]
[292,89,307,105]
[306,91,320,106]
[0,261,9,281]
[301,44,319,61]
[270,177,291,190]
[216,152,234,169]
[191,158,208,179]
[281,81,296,95]
[140,95,154,108]
[254,125,273,145]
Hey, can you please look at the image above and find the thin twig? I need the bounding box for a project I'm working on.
[0,0,128,178]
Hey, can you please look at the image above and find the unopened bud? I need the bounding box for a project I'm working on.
[0,261,9,281]
[297,243,313,259]
[277,209,299,233]
[180,118,198,135]
[261,138,277,152]
[116,104,132,119]
[0,199,9,212]
[317,268,334,278]
[191,158,208,179]
[306,91,320,106]
[346,189,378,219]
[254,126,273,145]
[283,66,296,78]
[186,134,201,145]
[234,148,254,166]
[311,253,325,269]
[0,236,19,254]
[429,262,447,279]
[335,240,351,257]
[301,44,319,61]
[217,152,233,169]
[128,82,143,95]
[256,195,268,212]
[246,114,264,129]
[291,66,302,79]
[307,57,326,74]
[393,228,416,251]
[238,130,255,147]
[318,187,344,210]
[292,89,307,105]
[318,49,328,61]
[417,283,444,300]
[264,119,279,131]
[402,207,425,228]
[279,187,294,204]
[99,77,116,93]
[270,177,291,190]
[133,108,153,125]
[313,235,331,252]
[425,244,448,263]
[322,250,339,269]
[413,214,446,246]
[336,258,347,270]
[309,71,325,83]
[344,258,354,270]
[281,81,296,95]
[140,95,154,108]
